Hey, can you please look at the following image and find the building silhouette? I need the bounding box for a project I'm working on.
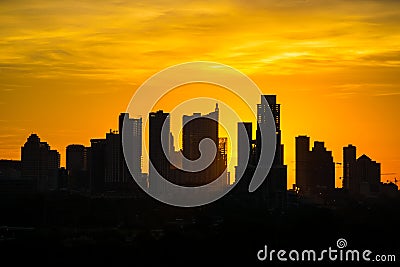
[257,95,284,165]
[86,113,144,195]
[235,121,257,193]
[181,104,224,186]
[236,122,253,179]
[66,145,87,172]
[148,105,228,193]
[149,110,171,195]
[343,144,356,190]
[295,135,310,191]
[235,95,287,210]
[89,138,107,193]
[119,113,143,183]
[104,130,120,187]
[66,144,88,191]
[21,134,60,192]
[257,95,287,209]
[343,145,381,196]
[295,136,335,196]
[218,137,229,187]
[356,155,381,194]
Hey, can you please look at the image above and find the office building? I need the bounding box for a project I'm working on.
[343,144,381,196]
[149,110,171,194]
[66,144,88,191]
[295,136,335,195]
[21,134,60,192]
[181,104,220,186]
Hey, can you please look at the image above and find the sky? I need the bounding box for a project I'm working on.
[1,0,400,188]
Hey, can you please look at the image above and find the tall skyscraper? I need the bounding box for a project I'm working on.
[149,110,171,194]
[295,135,310,191]
[257,95,284,165]
[295,136,335,195]
[88,138,107,193]
[343,144,356,190]
[255,95,287,210]
[105,130,120,185]
[66,144,88,191]
[119,113,143,182]
[21,134,60,192]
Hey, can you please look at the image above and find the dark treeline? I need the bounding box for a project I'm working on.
[1,190,399,266]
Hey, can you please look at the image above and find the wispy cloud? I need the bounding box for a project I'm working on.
[0,0,399,79]
[327,83,400,98]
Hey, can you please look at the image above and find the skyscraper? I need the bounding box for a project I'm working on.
[119,113,142,182]
[66,145,87,173]
[311,141,335,190]
[237,122,253,176]
[105,130,120,185]
[66,144,88,191]
[257,95,284,165]
[149,110,171,194]
[343,144,356,190]
[88,138,107,193]
[181,104,225,187]
[148,105,227,192]
[84,113,145,194]
[295,136,335,195]
[295,135,310,191]
[343,144,381,196]
[21,134,60,192]
[356,154,381,195]
[256,95,287,210]
[234,121,257,195]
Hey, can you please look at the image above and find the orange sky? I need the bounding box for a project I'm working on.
[1,0,400,188]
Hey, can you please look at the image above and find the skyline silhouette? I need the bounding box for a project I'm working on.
[0,93,398,198]
[1,84,399,190]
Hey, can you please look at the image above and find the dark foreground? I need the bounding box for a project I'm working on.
[0,191,399,266]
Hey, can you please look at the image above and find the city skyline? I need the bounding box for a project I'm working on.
[1,95,396,192]
[0,98,398,189]
[1,0,400,190]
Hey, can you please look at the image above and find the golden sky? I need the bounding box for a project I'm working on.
[1,0,400,188]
